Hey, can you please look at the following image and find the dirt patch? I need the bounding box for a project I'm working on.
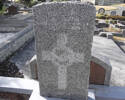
[0,60,24,78]
[0,92,30,100]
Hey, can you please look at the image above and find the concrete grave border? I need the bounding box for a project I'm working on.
[1,76,125,100]
[0,25,34,62]
[91,54,112,85]
[90,84,125,100]
[0,76,95,100]
[29,54,112,86]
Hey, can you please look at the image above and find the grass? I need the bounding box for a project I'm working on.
[95,3,125,11]
[113,36,125,41]
[15,0,38,7]
[112,3,125,7]
[104,27,122,33]
[95,5,117,11]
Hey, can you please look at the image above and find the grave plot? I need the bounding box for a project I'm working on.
[0,13,34,62]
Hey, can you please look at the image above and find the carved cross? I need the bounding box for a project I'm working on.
[42,34,84,90]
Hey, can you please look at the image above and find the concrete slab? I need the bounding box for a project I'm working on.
[0,76,95,100]
[0,25,34,62]
[92,36,125,86]
[90,85,125,100]
[0,76,39,95]
[0,13,34,62]
[29,89,95,100]
[11,13,33,21]
[10,39,35,78]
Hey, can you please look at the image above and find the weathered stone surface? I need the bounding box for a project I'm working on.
[29,55,38,79]
[122,29,125,37]
[116,23,125,29]
[33,2,95,100]
[110,11,116,16]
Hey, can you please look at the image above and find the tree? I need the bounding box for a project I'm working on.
[0,0,4,10]
[19,0,38,7]
[37,0,46,2]
[0,0,7,10]
[22,0,31,4]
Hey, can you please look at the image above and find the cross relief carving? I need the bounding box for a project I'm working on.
[42,34,84,90]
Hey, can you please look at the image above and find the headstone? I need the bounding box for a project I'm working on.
[81,0,95,4]
[107,33,113,39]
[98,0,104,5]
[33,2,95,100]
[7,5,18,15]
[110,11,116,16]
[122,10,125,16]
[118,21,125,25]
[116,23,125,29]
[98,8,105,14]
[122,29,125,37]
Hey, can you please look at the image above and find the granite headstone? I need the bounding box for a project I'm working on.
[110,11,116,16]
[33,2,95,100]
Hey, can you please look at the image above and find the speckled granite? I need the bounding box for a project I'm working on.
[33,2,95,100]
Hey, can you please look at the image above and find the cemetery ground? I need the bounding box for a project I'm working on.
[0,2,125,100]
[0,12,33,78]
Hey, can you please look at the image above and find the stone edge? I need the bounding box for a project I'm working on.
[0,25,34,62]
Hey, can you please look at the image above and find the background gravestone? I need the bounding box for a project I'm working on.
[122,29,125,37]
[110,11,116,16]
[33,2,95,100]
[7,5,18,15]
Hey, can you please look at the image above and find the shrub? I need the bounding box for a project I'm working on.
[18,0,38,7]
[96,14,125,21]
[52,0,68,1]
[0,0,6,10]
[105,19,109,24]
[110,20,117,24]
[37,0,46,2]
[0,6,7,15]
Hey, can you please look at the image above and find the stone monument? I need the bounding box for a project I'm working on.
[122,29,125,37]
[33,2,95,100]
[81,0,95,4]
[110,11,116,16]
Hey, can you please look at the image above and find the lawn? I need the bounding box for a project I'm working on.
[104,27,122,32]
[113,36,125,41]
[96,5,117,11]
